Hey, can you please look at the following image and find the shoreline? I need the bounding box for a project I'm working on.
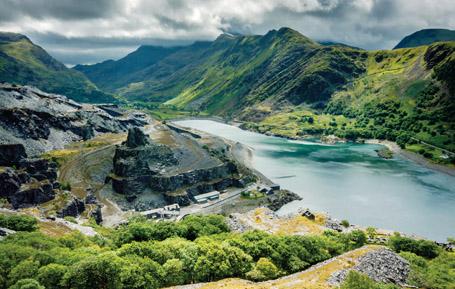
[172,117,455,177]
[365,139,455,177]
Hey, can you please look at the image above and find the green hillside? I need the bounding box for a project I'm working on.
[394,29,455,49]
[110,28,365,116]
[245,42,455,165]
[0,32,115,103]
[74,45,184,92]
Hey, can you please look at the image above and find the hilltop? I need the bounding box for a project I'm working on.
[0,32,115,103]
[394,28,455,49]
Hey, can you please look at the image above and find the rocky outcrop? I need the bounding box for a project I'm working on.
[328,248,410,286]
[0,83,147,156]
[267,190,302,211]
[0,144,27,165]
[57,197,85,218]
[0,143,59,208]
[112,127,178,195]
[150,163,237,192]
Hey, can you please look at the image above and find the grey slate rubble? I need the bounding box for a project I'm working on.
[0,83,147,156]
[328,248,410,286]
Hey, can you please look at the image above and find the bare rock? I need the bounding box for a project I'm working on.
[328,248,410,286]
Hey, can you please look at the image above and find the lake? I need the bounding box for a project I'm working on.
[174,119,455,242]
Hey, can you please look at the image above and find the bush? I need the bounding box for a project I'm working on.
[37,264,67,289]
[0,214,37,231]
[9,279,45,289]
[341,220,350,227]
[389,235,441,259]
[246,258,281,281]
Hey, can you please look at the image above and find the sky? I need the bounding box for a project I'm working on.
[1,0,454,66]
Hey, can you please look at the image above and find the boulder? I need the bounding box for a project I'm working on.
[0,167,21,198]
[9,182,55,209]
[0,144,27,166]
[58,197,86,218]
[267,190,302,211]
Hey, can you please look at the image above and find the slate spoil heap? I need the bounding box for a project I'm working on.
[328,248,410,286]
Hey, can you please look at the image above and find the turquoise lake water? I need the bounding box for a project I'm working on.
[175,120,455,241]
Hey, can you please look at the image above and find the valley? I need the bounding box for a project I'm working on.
[0,24,454,289]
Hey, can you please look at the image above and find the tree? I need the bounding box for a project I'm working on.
[9,279,45,289]
[246,258,280,281]
[63,253,124,289]
[162,259,185,286]
[119,257,163,289]
[37,263,67,289]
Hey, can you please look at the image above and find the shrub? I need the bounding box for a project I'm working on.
[9,279,45,289]
[246,258,281,281]
[389,235,441,259]
[341,220,350,227]
[0,214,37,231]
[37,264,67,289]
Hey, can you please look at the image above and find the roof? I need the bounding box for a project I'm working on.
[194,191,220,200]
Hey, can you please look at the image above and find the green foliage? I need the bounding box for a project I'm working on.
[246,258,281,281]
[113,214,229,245]
[341,271,400,289]
[62,252,124,289]
[389,234,441,259]
[59,182,72,191]
[8,260,40,286]
[37,264,67,289]
[0,214,447,289]
[341,220,350,227]
[63,216,77,224]
[401,251,455,289]
[0,214,37,231]
[9,279,45,289]
[0,33,115,103]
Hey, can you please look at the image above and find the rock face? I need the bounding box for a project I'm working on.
[112,127,178,195]
[267,190,302,211]
[328,248,410,286]
[0,83,147,156]
[112,127,244,209]
[58,197,85,218]
[0,144,27,165]
[0,143,59,208]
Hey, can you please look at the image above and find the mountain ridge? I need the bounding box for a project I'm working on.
[0,31,115,103]
[394,28,455,49]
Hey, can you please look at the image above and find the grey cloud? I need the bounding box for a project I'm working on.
[0,0,454,64]
[0,0,122,21]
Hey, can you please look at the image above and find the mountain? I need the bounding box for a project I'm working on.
[79,28,365,113]
[74,45,184,92]
[394,28,455,49]
[0,32,115,103]
[75,27,455,159]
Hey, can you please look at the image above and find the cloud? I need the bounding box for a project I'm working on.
[0,0,454,65]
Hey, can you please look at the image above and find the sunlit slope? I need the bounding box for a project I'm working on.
[0,32,115,103]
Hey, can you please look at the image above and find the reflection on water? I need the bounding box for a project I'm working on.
[175,120,455,241]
